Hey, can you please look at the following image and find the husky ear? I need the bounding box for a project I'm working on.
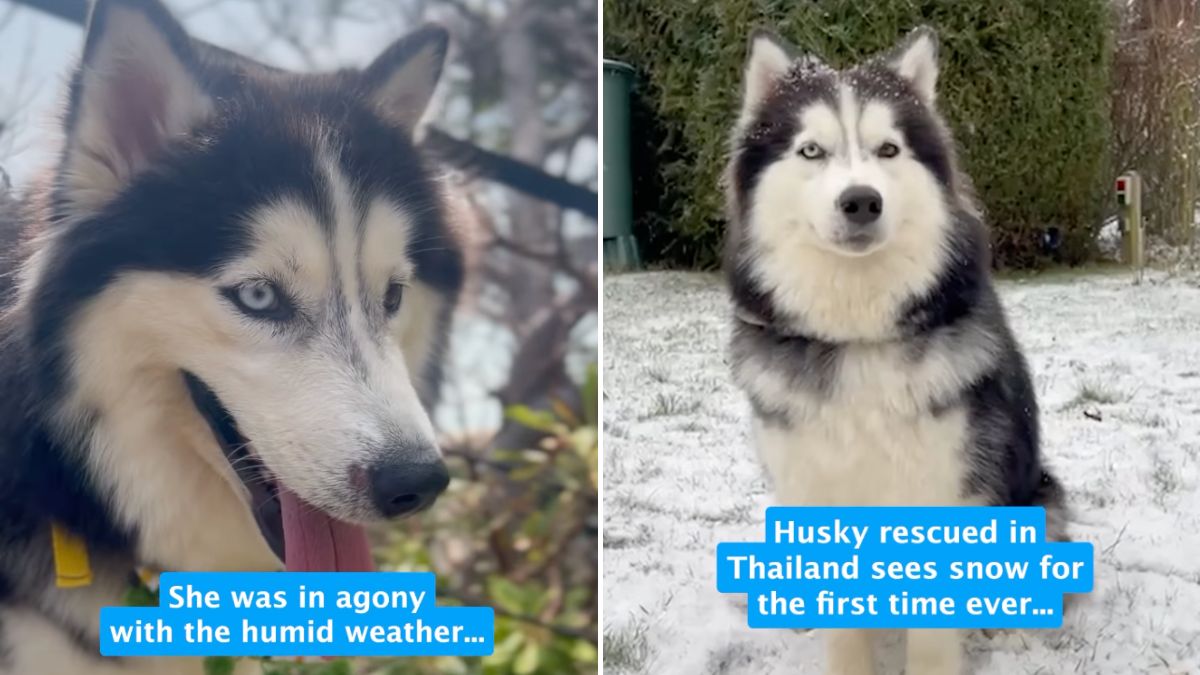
[63,0,211,211]
[362,25,449,130]
[741,30,795,121]
[888,26,939,103]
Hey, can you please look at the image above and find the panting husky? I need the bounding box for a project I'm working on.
[723,27,1067,675]
[0,0,463,672]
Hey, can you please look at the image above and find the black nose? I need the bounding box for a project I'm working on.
[368,458,450,518]
[838,186,883,226]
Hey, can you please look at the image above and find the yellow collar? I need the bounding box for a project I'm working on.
[51,521,162,606]
[50,521,93,588]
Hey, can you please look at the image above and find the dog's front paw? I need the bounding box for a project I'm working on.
[826,629,876,675]
[905,628,962,675]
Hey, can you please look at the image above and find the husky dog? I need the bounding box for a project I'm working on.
[0,0,463,672]
[724,28,1065,675]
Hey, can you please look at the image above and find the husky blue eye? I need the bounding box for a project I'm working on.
[798,142,826,160]
[225,281,292,321]
[384,281,404,315]
[878,142,901,158]
[237,282,276,311]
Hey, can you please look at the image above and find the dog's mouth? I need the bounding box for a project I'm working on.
[827,229,884,257]
[183,372,374,572]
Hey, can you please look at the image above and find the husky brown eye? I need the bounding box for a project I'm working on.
[798,142,826,160]
[384,281,404,315]
[878,142,901,159]
[224,281,292,321]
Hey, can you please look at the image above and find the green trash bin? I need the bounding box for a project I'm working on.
[603,59,640,270]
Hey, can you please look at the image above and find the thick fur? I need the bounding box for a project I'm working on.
[724,28,1065,675]
[0,0,462,672]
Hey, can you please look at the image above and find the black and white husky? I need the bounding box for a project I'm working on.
[724,28,1066,675]
[0,0,463,672]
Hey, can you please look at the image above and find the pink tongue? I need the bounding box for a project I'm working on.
[278,489,375,571]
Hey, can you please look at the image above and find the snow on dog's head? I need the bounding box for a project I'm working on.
[726,27,974,341]
[20,0,463,571]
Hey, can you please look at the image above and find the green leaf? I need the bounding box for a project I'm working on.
[203,656,236,675]
[581,363,598,426]
[505,405,559,433]
[487,576,528,614]
[316,660,352,675]
[550,398,579,427]
[509,463,545,482]
[485,630,526,665]
[572,639,599,664]
[124,583,159,607]
[571,428,597,456]
[513,640,541,675]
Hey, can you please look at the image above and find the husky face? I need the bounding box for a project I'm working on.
[728,28,967,341]
[18,0,463,569]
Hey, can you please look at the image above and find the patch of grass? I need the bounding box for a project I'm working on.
[623,492,673,516]
[995,261,1130,283]
[1078,488,1113,509]
[604,524,651,550]
[1079,381,1125,404]
[1150,455,1182,506]
[641,392,700,419]
[645,363,672,384]
[690,502,754,525]
[1063,379,1130,408]
[705,641,757,675]
[664,321,706,342]
[1102,579,1138,614]
[1109,410,1174,429]
[605,421,630,439]
[603,620,653,673]
[604,452,663,494]
[632,557,673,575]
[689,375,726,393]
[1137,413,1171,428]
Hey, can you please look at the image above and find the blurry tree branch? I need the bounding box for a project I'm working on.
[424,129,596,218]
[6,0,81,22]
[3,0,598,218]
[0,4,39,166]
[252,0,319,69]
[440,589,592,641]
[1112,0,1200,246]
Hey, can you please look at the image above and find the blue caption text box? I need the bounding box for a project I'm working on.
[716,506,1093,630]
[100,572,494,657]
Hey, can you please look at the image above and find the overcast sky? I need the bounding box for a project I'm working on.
[0,0,436,185]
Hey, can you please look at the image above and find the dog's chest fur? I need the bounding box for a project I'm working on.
[734,329,988,507]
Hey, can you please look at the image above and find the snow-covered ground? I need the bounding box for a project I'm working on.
[602,270,1200,675]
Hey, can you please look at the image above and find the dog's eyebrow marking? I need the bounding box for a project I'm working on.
[857,101,896,148]
[838,81,864,162]
[282,253,302,277]
[353,203,402,338]
[797,105,840,151]
[355,212,370,312]
[239,198,331,301]
[315,148,374,383]
[305,161,338,235]
[357,198,418,334]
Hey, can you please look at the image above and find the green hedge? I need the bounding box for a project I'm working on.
[604,0,1113,269]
